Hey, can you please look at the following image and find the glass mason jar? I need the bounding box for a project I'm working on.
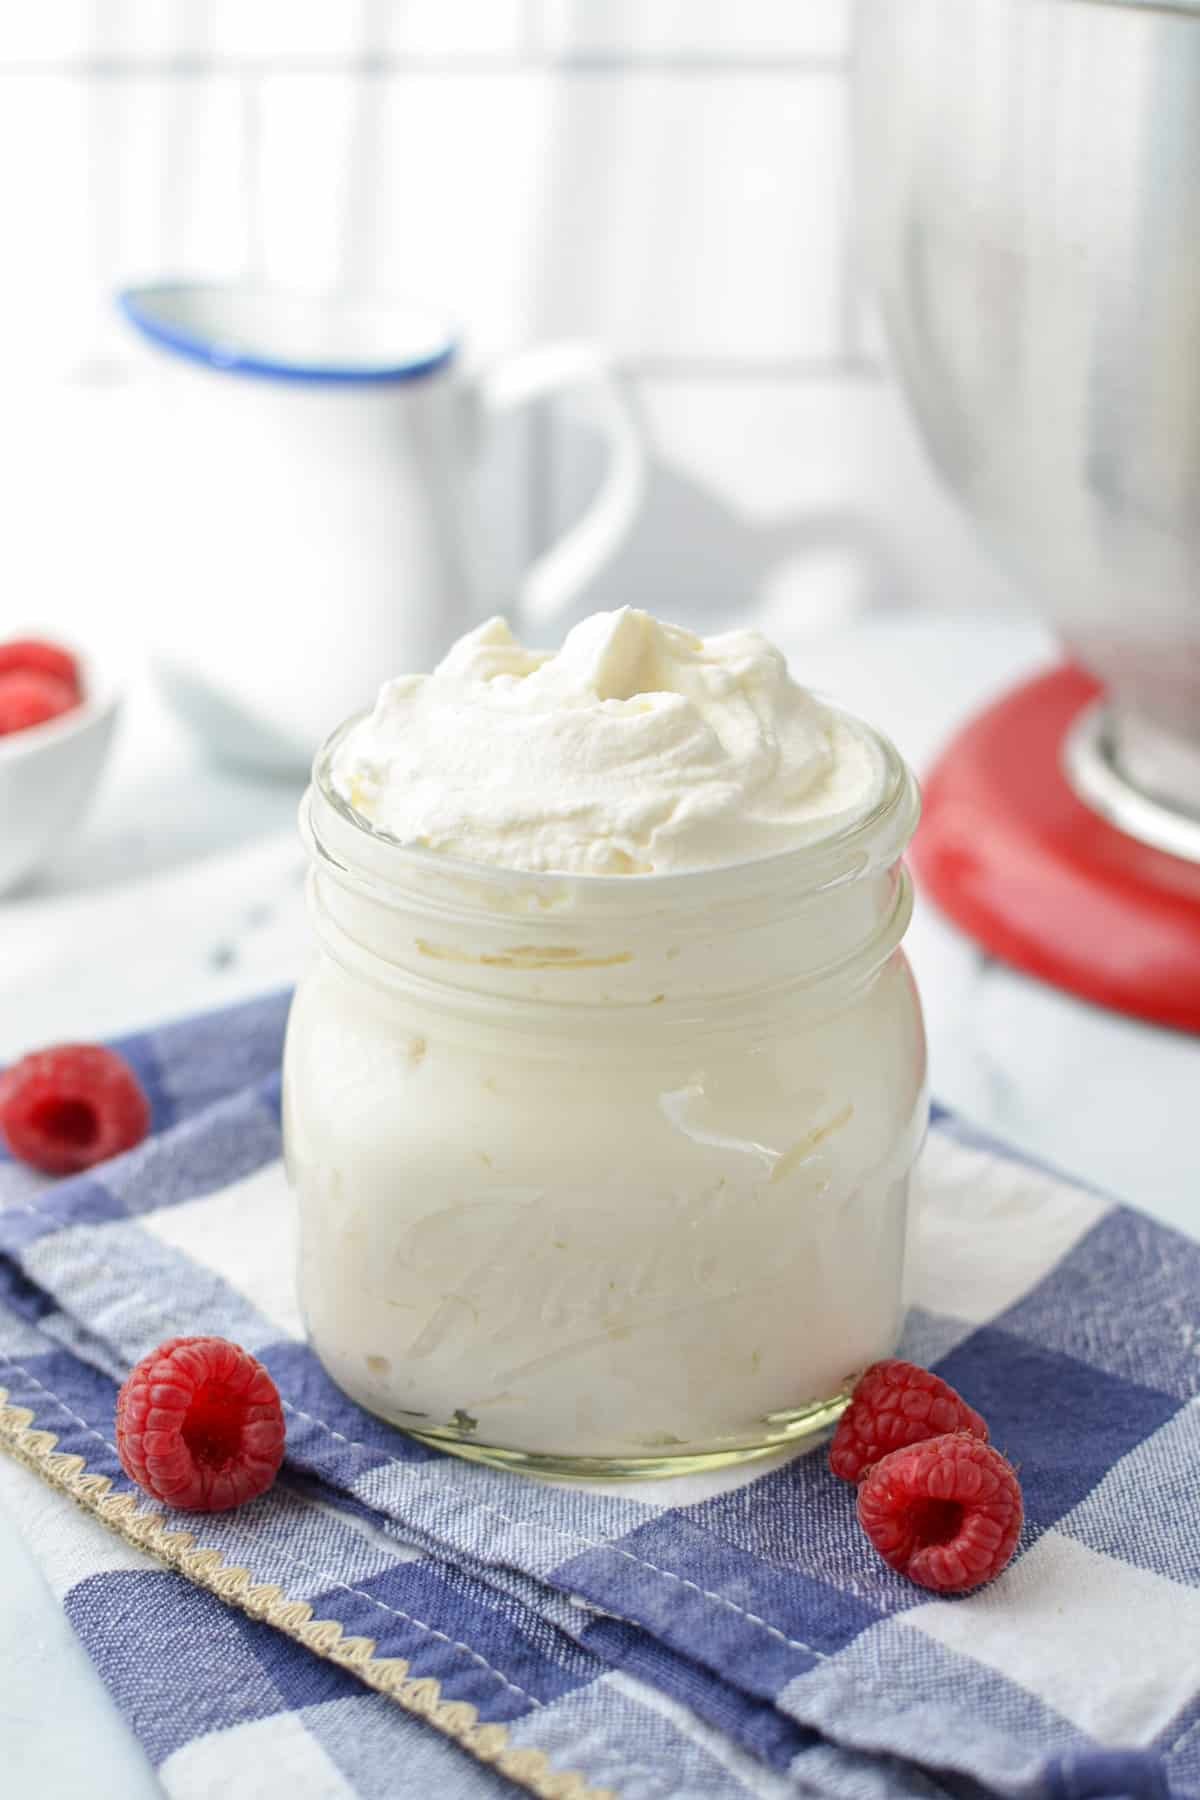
[283,711,927,1479]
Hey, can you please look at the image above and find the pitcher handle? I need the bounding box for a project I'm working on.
[475,342,647,628]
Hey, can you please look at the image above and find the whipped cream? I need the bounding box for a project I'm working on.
[287,631,926,1471]
[329,608,884,875]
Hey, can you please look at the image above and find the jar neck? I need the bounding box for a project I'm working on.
[300,747,920,1028]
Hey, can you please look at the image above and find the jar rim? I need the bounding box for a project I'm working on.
[306,700,921,916]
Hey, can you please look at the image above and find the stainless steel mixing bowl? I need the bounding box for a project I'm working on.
[856,0,1200,859]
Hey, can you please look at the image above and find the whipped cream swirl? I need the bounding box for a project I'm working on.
[329,608,884,876]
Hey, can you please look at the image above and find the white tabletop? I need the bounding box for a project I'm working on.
[3,606,1195,1796]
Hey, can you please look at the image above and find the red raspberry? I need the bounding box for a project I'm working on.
[116,1336,286,1512]
[0,671,78,736]
[0,637,82,697]
[0,1044,151,1175]
[829,1359,988,1483]
[857,1433,1023,1593]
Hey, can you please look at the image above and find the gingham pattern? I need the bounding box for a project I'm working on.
[1,991,1197,1800]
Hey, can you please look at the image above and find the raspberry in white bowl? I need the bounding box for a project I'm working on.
[0,636,120,895]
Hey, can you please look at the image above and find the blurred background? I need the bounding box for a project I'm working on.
[2,0,1017,657]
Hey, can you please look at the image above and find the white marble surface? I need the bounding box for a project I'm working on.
[2,605,1197,1796]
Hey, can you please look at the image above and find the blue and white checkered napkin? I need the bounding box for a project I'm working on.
[1,991,1198,1800]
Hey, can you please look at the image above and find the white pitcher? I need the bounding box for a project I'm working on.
[119,283,646,772]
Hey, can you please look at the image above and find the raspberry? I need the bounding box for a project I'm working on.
[0,671,78,736]
[829,1359,988,1483]
[0,638,82,697]
[116,1336,286,1512]
[0,1044,151,1175]
[857,1433,1023,1593]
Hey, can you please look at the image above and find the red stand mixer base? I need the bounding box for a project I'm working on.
[913,666,1200,1033]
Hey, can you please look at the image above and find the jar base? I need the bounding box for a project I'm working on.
[393,1391,852,1481]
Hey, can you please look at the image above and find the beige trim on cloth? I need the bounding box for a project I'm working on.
[0,1387,615,1800]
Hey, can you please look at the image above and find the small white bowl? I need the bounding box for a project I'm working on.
[0,657,121,896]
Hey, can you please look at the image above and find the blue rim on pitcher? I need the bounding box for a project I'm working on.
[117,282,458,385]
